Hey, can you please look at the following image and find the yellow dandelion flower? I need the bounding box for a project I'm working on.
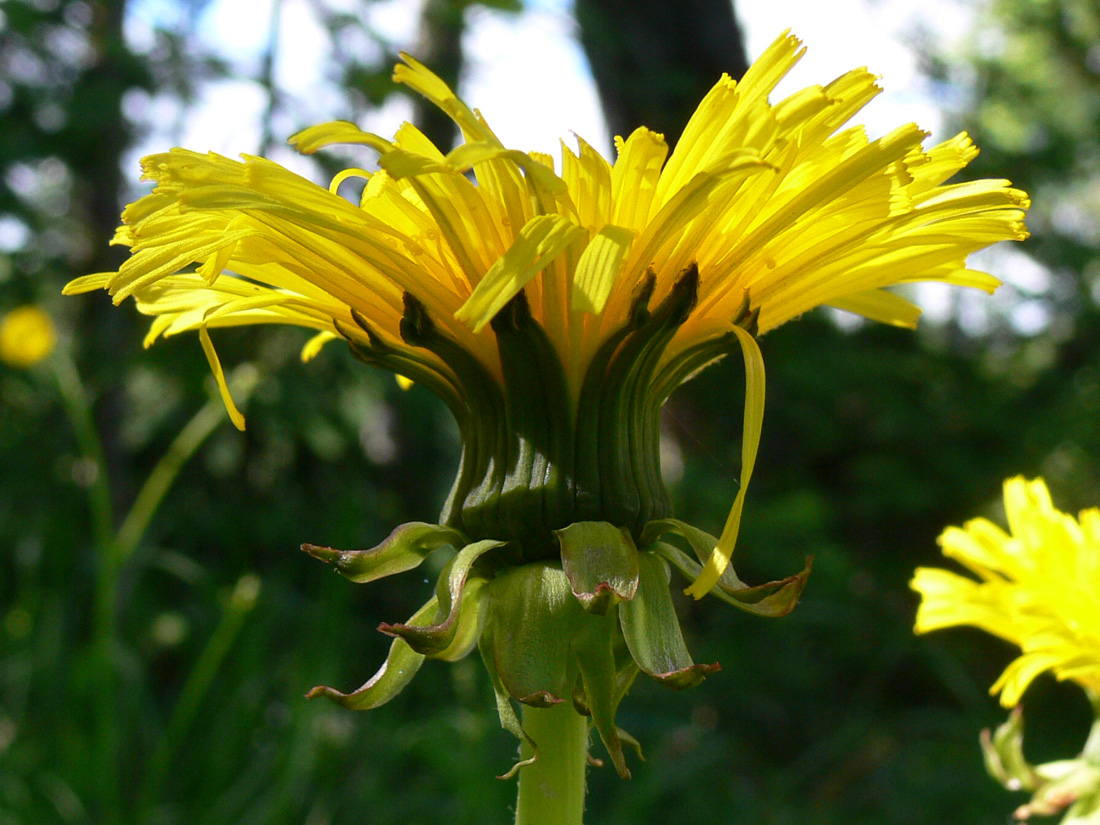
[67,32,1029,777]
[913,477,1100,707]
[65,31,1028,597]
[0,305,57,368]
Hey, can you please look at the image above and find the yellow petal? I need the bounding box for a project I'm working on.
[561,135,613,230]
[393,53,498,145]
[289,121,394,156]
[380,149,506,283]
[992,651,1063,708]
[455,213,585,332]
[302,331,337,361]
[685,325,764,598]
[827,288,922,328]
[199,326,246,431]
[63,272,114,295]
[610,128,668,230]
[571,225,635,314]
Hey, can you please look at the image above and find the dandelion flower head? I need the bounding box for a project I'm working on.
[913,477,1100,707]
[65,31,1029,596]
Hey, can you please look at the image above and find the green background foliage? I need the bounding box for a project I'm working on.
[2,0,1098,822]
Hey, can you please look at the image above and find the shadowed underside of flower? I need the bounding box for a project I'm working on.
[67,31,1028,775]
[913,477,1100,707]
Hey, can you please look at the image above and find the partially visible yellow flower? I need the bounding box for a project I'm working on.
[0,305,57,368]
[913,477,1100,707]
[64,31,1028,596]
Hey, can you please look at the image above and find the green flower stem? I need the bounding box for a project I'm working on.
[52,353,121,823]
[515,702,589,825]
[115,392,231,563]
[138,575,261,808]
[53,353,115,561]
[52,355,254,823]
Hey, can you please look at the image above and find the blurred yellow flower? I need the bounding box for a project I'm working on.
[913,477,1100,707]
[0,305,57,368]
[66,31,1028,597]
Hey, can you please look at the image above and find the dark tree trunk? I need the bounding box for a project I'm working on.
[413,0,467,152]
[574,0,748,145]
[75,0,143,517]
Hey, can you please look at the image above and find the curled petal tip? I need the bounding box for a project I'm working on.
[496,753,537,781]
[301,543,340,563]
[517,691,566,708]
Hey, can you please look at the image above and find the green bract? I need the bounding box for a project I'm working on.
[306,517,808,777]
[982,700,1100,824]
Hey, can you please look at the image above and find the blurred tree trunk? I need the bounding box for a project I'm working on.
[413,0,467,151]
[574,0,748,145]
[81,1,131,277]
[75,0,144,510]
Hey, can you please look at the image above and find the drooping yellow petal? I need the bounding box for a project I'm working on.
[63,272,114,295]
[199,326,245,431]
[290,121,394,156]
[992,650,1067,708]
[685,325,764,599]
[302,331,338,362]
[826,288,922,328]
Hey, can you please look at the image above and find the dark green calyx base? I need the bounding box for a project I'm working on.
[414,264,717,558]
[340,261,761,560]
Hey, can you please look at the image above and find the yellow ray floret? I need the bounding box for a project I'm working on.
[913,477,1100,706]
[66,31,1029,596]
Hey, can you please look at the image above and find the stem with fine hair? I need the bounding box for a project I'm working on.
[515,702,589,825]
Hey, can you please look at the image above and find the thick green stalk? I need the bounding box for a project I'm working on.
[515,702,588,825]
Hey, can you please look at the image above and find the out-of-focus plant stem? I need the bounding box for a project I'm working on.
[52,353,255,823]
[115,391,241,563]
[53,352,122,823]
[138,574,262,808]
